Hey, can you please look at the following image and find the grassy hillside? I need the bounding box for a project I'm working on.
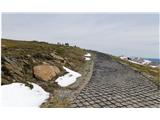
[2,38,86,71]
[1,38,87,91]
[1,38,96,107]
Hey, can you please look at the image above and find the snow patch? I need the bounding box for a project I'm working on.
[85,57,91,61]
[150,65,157,68]
[120,56,128,60]
[119,55,157,68]
[84,53,91,57]
[142,60,152,65]
[128,60,142,65]
[1,83,49,107]
[55,66,81,87]
[84,53,91,61]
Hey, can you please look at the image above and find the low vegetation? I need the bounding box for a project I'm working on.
[2,38,86,71]
[112,56,160,87]
[1,38,87,89]
[1,38,95,107]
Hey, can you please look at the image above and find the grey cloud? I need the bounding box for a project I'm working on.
[2,13,159,58]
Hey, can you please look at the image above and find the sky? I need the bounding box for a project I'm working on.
[2,13,159,58]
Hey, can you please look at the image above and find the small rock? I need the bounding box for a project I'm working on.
[2,44,6,47]
[3,61,23,77]
[68,62,75,68]
[27,54,31,57]
[2,56,12,64]
[42,62,48,64]
[50,53,64,61]
[33,64,60,81]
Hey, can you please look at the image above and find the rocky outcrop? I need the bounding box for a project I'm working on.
[50,53,64,61]
[33,64,60,81]
[1,56,24,84]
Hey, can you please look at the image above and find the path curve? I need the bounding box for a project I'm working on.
[70,52,160,108]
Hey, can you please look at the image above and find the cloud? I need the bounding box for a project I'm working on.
[2,13,159,58]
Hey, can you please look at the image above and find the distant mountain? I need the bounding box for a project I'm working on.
[119,55,159,68]
[145,58,160,63]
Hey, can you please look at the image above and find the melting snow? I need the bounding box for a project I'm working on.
[128,60,142,65]
[85,57,91,61]
[120,56,128,60]
[150,65,157,68]
[142,60,152,65]
[84,53,91,57]
[1,83,49,107]
[55,66,81,87]
[120,56,158,68]
[84,53,91,61]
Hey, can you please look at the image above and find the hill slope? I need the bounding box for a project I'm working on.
[1,39,159,107]
[1,39,87,91]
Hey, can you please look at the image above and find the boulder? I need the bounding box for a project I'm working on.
[33,64,60,81]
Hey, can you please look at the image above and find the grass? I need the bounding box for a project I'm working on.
[40,52,95,108]
[40,95,71,108]
[2,38,91,107]
[2,38,86,71]
[112,56,160,87]
[1,38,88,92]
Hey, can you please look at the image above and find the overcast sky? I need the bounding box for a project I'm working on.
[2,13,159,58]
